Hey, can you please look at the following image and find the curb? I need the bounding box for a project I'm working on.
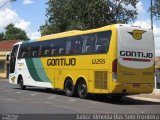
[128,96,160,103]
[153,89,160,95]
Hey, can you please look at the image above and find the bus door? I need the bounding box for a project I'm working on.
[6,53,10,78]
[9,45,19,81]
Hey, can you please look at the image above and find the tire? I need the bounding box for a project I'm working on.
[19,77,26,90]
[64,79,75,97]
[78,80,88,99]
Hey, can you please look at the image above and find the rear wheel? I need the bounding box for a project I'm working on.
[78,80,88,99]
[19,77,26,90]
[64,78,75,97]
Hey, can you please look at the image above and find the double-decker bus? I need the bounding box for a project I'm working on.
[9,24,155,99]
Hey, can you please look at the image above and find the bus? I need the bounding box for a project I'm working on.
[9,24,155,99]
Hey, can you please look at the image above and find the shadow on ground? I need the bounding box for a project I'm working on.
[13,86,160,105]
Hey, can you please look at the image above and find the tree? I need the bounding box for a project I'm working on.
[0,32,5,40]
[3,24,29,40]
[40,0,138,36]
[152,0,160,20]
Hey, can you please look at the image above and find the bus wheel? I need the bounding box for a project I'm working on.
[19,77,26,90]
[64,79,75,97]
[78,80,88,99]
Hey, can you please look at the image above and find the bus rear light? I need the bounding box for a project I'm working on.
[112,59,117,73]
[112,59,117,81]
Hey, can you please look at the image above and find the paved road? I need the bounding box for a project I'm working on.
[0,79,160,119]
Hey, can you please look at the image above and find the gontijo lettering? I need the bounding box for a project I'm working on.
[47,58,76,66]
[120,51,153,58]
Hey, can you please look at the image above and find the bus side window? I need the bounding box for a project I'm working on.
[18,44,29,59]
[22,52,27,58]
[32,51,38,57]
[94,31,112,53]
[71,40,79,54]
[77,39,83,54]
[40,41,51,57]
[85,46,92,53]
[45,50,50,56]
[95,37,106,53]
[53,39,66,55]
[30,43,40,58]
[95,45,102,52]
[51,49,57,55]
[50,41,59,56]
[70,36,83,55]
[82,35,96,53]
[66,40,71,54]
[59,48,65,55]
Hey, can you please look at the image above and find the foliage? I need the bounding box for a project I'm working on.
[40,0,138,36]
[0,24,29,40]
[152,0,160,20]
[0,32,5,40]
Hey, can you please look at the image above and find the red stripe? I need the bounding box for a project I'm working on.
[123,58,151,62]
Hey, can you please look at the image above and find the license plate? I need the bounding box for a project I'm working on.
[133,84,140,88]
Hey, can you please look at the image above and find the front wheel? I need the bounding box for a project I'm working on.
[19,77,26,90]
[78,80,88,99]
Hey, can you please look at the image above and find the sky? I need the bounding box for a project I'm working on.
[0,0,160,56]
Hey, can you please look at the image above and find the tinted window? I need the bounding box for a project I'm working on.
[18,30,112,58]
[18,42,40,58]
[49,30,111,56]
[70,37,83,54]
[41,41,51,57]
[50,39,66,56]
[81,34,96,53]
[11,45,19,57]
[68,30,112,54]
[94,31,112,53]
[29,43,40,58]
[18,44,29,58]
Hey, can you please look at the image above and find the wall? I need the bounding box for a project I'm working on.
[0,51,8,78]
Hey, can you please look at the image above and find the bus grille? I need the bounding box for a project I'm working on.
[94,71,107,89]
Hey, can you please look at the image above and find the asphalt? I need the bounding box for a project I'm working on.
[1,79,160,120]
[1,78,160,101]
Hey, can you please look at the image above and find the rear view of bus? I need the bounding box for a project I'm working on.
[112,25,155,95]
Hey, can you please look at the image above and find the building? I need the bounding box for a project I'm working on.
[155,56,160,89]
[155,56,160,68]
[0,40,20,78]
